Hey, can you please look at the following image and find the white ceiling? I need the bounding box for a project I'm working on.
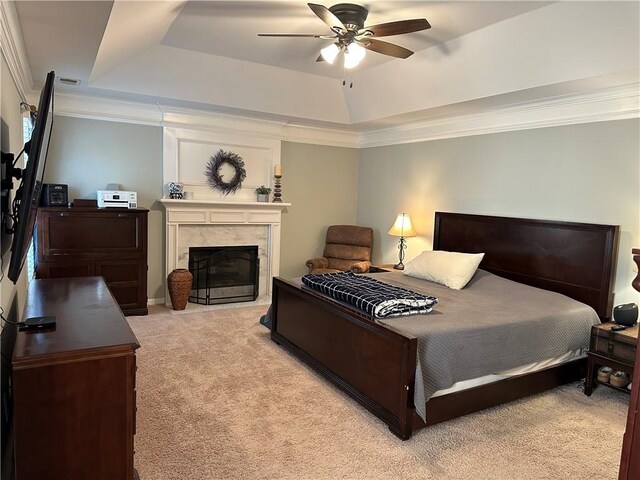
[162,1,550,78]
[12,1,640,129]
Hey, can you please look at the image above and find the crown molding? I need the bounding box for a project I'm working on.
[0,0,33,101]
[358,82,640,148]
[161,106,286,140]
[281,123,359,149]
[161,107,359,147]
[53,91,163,126]
[51,82,638,150]
[53,91,360,147]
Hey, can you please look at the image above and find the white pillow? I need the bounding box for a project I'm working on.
[403,250,485,290]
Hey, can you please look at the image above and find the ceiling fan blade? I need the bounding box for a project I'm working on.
[361,38,414,59]
[257,33,325,38]
[307,3,346,32]
[361,18,431,37]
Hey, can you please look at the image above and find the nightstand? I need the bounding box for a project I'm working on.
[584,322,638,396]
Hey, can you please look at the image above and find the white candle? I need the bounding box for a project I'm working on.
[274,164,282,177]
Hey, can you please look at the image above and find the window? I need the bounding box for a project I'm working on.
[22,115,36,281]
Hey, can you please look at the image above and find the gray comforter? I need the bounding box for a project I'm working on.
[370,269,600,420]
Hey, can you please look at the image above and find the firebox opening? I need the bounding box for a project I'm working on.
[188,246,259,305]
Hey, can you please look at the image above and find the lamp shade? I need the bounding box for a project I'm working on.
[344,42,366,69]
[388,213,417,238]
[321,43,340,64]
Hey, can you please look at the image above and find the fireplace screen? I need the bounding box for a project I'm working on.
[188,246,259,305]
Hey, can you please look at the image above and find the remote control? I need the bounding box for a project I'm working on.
[21,316,56,329]
[611,324,627,331]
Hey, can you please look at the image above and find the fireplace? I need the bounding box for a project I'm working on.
[188,246,260,305]
[161,199,289,302]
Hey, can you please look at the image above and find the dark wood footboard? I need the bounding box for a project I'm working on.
[271,277,419,439]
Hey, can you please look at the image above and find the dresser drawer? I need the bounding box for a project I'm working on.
[37,261,94,278]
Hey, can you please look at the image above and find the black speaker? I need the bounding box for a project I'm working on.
[614,303,638,326]
[41,184,68,207]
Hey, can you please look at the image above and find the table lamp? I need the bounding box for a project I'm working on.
[388,213,417,270]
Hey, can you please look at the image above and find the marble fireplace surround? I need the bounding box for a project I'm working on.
[161,199,290,303]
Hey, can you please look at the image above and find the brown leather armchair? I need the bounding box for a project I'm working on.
[306,225,374,274]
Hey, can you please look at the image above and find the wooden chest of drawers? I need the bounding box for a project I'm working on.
[36,207,148,315]
[12,277,139,479]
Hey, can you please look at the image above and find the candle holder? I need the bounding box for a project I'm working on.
[272,175,282,202]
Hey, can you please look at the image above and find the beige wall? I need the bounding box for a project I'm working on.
[279,141,359,278]
[34,115,640,307]
[41,127,360,297]
[43,116,165,300]
[357,119,640,305]
[1,52,28,324]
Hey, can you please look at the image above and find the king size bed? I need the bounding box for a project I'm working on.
[269,212,619,439]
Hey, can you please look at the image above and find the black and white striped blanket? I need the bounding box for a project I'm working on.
[301,271,438,319]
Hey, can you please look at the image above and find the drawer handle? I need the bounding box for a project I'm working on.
[117,213,128,218]
[59,212,70,217]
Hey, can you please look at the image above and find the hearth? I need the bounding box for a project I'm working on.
[188,246,259,305]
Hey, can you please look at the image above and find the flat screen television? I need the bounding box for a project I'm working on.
[7,71,55,283]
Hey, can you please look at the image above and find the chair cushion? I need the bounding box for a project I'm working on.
[323,225,373,263]
[326,257,367,272]
[309,267,343,275]
[324,244,371,262]
[325,225,373,248]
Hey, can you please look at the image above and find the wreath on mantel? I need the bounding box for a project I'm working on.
[204,149,247,195]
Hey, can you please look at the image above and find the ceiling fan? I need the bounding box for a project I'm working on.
[258,3,431,69]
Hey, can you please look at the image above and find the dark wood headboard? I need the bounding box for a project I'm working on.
[433,212,619,320]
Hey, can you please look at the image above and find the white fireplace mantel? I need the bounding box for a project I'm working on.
[161,198,291,302]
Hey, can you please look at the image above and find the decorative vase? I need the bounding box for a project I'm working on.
[167,268,192,310]
[257,193,269,202]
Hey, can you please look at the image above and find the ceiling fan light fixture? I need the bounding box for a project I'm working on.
[259,4,429,67]
[344,42,366,69]
[320,43,341,64]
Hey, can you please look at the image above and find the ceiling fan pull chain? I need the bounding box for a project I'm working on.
[341,71,354,89]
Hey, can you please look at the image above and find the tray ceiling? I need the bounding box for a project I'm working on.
[12,1,640,129]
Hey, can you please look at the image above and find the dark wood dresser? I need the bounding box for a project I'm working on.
[12,277,140,480]
[35,207,148,315]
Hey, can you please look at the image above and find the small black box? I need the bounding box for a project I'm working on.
[41,183,68,207]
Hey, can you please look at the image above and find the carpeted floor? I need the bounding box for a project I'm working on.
[128,305,628,480]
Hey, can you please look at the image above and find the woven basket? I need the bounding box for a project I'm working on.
[167,269,193,310]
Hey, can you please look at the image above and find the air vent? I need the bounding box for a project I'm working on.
[57,77,81,86]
